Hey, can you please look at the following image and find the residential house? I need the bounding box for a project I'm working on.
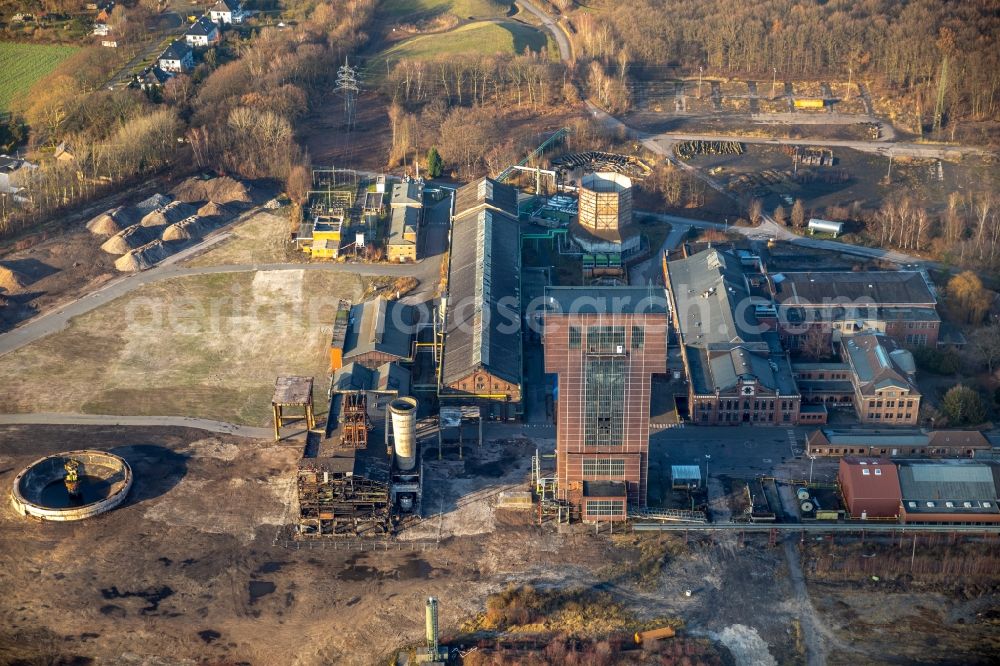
[209,0,246,24]
[185,15,220,47]
[0,155,37,198]
[158,41,193,73]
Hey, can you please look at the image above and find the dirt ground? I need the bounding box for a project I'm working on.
[680,144,998,218]
[0,269,372,425]
[0,227,119,333]
[302,92,394,174]
[184,209,304,268]
[1,424,998,664]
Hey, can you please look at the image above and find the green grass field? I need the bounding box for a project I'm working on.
[0,42,79,111]
[381,0,512,20]
[380,19,549,62]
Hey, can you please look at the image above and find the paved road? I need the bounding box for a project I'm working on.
[517,0,571,61]
[0,412,277,439]
[0,229,434,359]
[105,12,185,89]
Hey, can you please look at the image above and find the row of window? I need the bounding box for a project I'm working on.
[867,413,914,420]
[584,358,626,446]
[582,458,626,478]
[805,372,849,380]
[699,400,795,411]
[585,500,625,517]
[868,399,915,408]
[905,334,928,346]
[702,412,792,422]
[568,326,645,351]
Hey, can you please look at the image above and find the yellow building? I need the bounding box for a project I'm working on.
[297,215,344,259]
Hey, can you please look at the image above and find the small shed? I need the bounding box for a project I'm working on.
[807,218,844,237]
[671,465,702,490]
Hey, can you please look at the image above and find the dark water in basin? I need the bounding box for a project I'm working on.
[38,475,113,507]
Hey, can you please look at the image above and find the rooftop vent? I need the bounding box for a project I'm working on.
[946,501,954,508]
[908,501,916,508]
[964,501,973,508]
[926,501,935,508]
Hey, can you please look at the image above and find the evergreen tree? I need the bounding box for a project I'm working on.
[426,147,443,178]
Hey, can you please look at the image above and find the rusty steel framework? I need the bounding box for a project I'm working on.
[340,393,372,449]
[296,469,390,538]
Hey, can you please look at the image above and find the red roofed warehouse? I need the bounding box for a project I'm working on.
[839,457,901,519]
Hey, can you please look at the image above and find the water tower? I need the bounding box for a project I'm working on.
[578,172,633,236]
[571,172,640,256]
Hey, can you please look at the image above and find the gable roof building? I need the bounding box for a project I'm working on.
[770,270,940,348]
[185,15,220,46]
[808,428,991,458]
[838,457,902,518]
[158,40,193,73]
[841,333,921,425]
[664,248,805,425]
[340,297,415,369]
[439,178,521,419]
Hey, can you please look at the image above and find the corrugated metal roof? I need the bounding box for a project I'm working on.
[898,462,998,501]
[773,271,936,306]
[442,182,521,387]
[671,465,701,480]
[342,297,413,361]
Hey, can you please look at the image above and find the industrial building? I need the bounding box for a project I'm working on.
[897,461,1000,524]
[297,390,424,537]
[570,171,640,256]
[439,178,522,420]
[330,297,415,371]
[770,270,940,348]
[386,178,423,262]
[663,248,806,425]
[807,428,990,458]
[840,333,921,425]
[542,286,668,519]
[838,457,902,519]
[386,206,420,262]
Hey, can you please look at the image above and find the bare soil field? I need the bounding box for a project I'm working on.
[1,424,996,664]
[184,210,303,268]
[0,179,272,334]
[0,270,372,425]
[682,144,999,217]
[0,227,118,333]
[625,111,879,142]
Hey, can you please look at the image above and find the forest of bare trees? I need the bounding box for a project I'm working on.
[863,190,1000,270]
[568,0,1000,128]
[0,0,378,239]
[383,52,566,109]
